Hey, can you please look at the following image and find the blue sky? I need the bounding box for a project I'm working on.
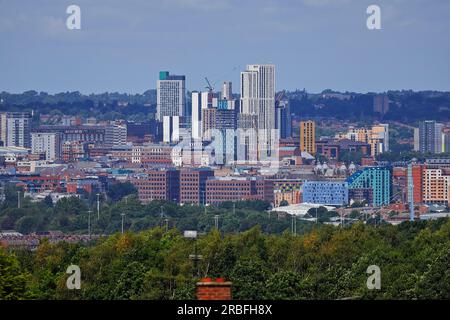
[1,0,449,94]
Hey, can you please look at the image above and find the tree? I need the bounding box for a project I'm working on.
[107,182,137,202]
[264,271,303,299]
[230,259,268,300]
[279,200,289,207]
[0,248,31,299]
[415,245,450,299]
[15,216,39,234]
[43,195,54,208]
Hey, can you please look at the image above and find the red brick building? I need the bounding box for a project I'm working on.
[132,145,173,166]
[407,164,425,204]
[315,139,371,161]
[205,177,274,205]
[180,168,214,205]
[62,141,88,162]
[131,169,180,203]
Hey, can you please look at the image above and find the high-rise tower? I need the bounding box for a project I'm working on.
[240,64,276,158]
[300,120,316,155]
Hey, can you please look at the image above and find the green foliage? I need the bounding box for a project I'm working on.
[0,90,156,121]
[0,248,31,299]
[43,195,54,208]
[340,150,364,165]
[1,200,449,300]
[106,182,137,203]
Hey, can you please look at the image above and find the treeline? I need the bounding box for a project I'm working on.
[0,185,307,236]
[1,219,449,299]
[2,90,450,124]
[0,90,156,122]
[288,90,450,123]
[376,151,450,163]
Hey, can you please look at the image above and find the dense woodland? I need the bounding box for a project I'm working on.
[0,183,449,300]
[0,184,312,236]
[1,219,449,300]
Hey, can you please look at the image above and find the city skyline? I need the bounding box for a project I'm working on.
[1,0,450,94]
[1,1,450,304]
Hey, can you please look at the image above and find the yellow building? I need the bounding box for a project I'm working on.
[300,120,316,155]
[337,124,389,157]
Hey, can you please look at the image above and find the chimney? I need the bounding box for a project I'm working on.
[196,278,232,300]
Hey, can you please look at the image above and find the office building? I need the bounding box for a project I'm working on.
[275,99,291,139]
[347,167,391,206]
[105,124,127,147]
[422,166,450,206]
[205,176,274,205]
[163,116,180,143]
[202,108,236,165]
[180,168,214,205]
[157,71,186,142]
[236,114,258,162]
[62,141,88,162]
[0,112,32,148]
[405,163,425,204]
[131,144,173,166]
[337,124,389,157]
[131,169,180,203]
[221,81,232,100]
[192,91,216,140]
[371,124,389,155]
[126,120,162,144]
[202,108,236,140]
[300,120,316,155]
[415,121,444,154]
[315,139,370,160]
[191,91,203,140]
[31,132,61,161]
[240,64,276,157]
[156,71,186,121]
[35,125,107,145]
[302,181,349,206]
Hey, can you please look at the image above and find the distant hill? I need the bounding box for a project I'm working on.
[1,89,450,124]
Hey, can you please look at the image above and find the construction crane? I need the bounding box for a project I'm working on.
[204,77,214,93]
[275,90,286,103]
[203,66,240,94]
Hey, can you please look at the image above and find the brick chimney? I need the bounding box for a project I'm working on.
[196,278,232,300]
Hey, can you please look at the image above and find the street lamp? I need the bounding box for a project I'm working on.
[214,215,219,229]
[315,207,318,224]
[17,191,21,209]
[201,191,207,214]
[291,214,297,236]
[88,210,92,240]
[184,230,203,278]
[96,193,100,220]
[121,213,126,234]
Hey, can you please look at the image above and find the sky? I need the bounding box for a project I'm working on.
[1,0,450,94]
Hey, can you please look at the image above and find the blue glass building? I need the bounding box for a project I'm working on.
[346,167,391,206]
[302,181,349,206]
